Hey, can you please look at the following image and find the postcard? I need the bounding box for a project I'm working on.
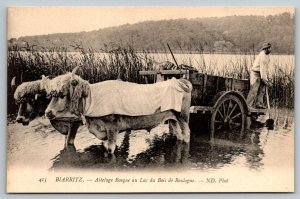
[7,6,294,193]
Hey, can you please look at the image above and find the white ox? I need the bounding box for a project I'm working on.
[45,67,193,154]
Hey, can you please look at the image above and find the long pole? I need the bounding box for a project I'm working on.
[265,86,274,127]
[266,87,270,119]
[167,43,181,69]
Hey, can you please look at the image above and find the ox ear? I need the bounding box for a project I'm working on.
[69,78,87,116]
[81,81,90,97]
[41,75,48,80]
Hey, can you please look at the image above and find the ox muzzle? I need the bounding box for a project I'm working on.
[45,109,56,120]
[16,115,30,126]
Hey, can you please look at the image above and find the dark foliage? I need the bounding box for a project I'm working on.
[8,13,294,54]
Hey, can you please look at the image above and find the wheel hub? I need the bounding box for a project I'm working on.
[223,117,233,130]
[211,95,246,139]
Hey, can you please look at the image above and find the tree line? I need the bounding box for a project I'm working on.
[8,12,294,54]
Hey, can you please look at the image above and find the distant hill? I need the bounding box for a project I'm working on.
[8,12,295,54]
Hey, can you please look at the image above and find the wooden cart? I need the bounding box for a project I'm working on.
[138,69,267,140]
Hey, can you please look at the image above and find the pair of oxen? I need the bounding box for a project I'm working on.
[13,67,193,154]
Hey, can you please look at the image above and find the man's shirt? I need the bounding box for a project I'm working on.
[251,51,270,82]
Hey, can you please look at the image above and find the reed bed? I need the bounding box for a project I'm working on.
[7,45,294,115]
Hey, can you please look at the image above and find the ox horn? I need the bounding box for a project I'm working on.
[71,65,82,77]
[35,93,42,100]
[71,65,82,86]
[11,76,16,91]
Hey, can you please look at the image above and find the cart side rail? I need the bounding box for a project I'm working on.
[211,91,249,115]
[189,91,249,114]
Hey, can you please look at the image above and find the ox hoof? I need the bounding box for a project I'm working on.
[104,141,117,154]
[104,152,108,158]
[64,144,76,153]
[209,139,215,145]
[104,152,115,159]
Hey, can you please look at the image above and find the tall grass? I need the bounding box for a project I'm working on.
[7,45,155,114]
[7,45,294,115]
[8,46,154,83]
[179,49,294,108]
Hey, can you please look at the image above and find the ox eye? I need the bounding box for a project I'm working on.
[71,79,78,86]
[58,91,65,98]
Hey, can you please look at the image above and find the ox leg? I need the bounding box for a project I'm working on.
[103,140,109,153]
[118,130,130,153]
[107,130,118,154]
[178,118,191,143]
[173,140,184,163]
[178,92,191,143]
[169,120,183,141]
[65,122,80,146]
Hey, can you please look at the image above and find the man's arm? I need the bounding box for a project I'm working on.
[259,53,270,84]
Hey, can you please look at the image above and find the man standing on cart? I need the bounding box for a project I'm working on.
[247,42,272,109]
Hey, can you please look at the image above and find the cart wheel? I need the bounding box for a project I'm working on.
[210,95,246,140]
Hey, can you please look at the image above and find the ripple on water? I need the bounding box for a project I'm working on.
[7,117,294,172]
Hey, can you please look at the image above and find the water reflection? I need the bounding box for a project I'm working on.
[51,144,123,170]
[130,135,190,168]
[51,132,130,170]
[50,128,266,171]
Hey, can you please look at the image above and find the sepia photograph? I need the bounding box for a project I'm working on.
[6,6,295,193]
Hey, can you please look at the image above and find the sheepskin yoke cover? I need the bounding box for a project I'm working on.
[84,78,187,117]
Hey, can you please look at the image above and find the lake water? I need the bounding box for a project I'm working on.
[17,51,294,76]
[7,110,293,172]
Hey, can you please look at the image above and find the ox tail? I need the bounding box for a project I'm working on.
[178,79,193,93]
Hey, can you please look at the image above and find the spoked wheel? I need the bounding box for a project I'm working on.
[210,95,246,141]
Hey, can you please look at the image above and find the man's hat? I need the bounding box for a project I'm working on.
[261,42,272,50]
